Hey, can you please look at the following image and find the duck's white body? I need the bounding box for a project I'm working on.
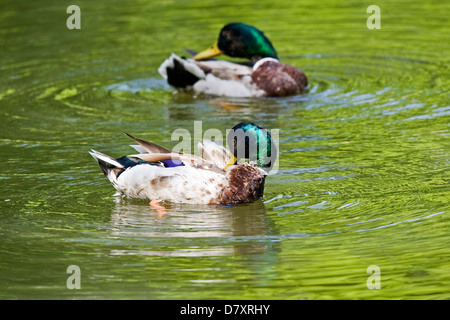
[109,162,227,204]
[90,136,267,205]
[158,53,265,97]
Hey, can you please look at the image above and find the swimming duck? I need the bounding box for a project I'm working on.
[158,22,308,97]
[89,122,277,205]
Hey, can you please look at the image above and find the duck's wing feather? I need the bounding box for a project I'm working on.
[127,152,180,163]
[129,152,224,174]
[193,60,264,97]
[125,133,173,154]
[195,60,253,81]
[129,144,148,154]
[124,134,225,173]
[198,140,230,169]
[125,135,230,173]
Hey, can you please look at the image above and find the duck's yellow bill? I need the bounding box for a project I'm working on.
[193,42,223,60]
[224,154,237,170]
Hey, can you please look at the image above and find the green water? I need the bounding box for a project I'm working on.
[0,0,449,299]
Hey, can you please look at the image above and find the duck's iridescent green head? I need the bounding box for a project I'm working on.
[194,23,278,63]
[218,23,278,61]
[227,122,277,171]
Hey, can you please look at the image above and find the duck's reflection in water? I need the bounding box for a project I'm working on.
[109,196,280,258]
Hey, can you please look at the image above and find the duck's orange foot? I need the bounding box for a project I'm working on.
[149,200,166,216]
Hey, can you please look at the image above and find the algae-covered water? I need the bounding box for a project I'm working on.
[0,0,449,299]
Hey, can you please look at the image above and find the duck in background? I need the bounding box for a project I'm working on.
[158,22,308,97]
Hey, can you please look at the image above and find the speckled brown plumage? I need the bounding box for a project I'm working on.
[279,63,308,90]
[213,163,266,205]
[251,60,308,97]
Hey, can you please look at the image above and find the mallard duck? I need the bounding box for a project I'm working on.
[158,22,308,98]
[89,122,277,205]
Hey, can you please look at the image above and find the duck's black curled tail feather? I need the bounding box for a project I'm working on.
[167,59,200,88]
[89,150,125,177]
[89,149,153,178]
[158,54,205,89]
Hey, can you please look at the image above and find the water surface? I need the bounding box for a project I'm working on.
[0,0,449,299]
